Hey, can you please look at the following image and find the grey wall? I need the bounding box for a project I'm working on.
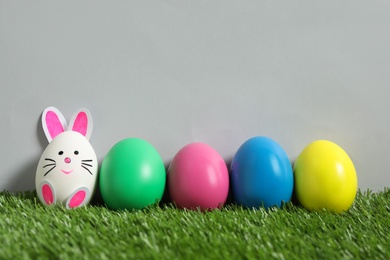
[1,1,389,192]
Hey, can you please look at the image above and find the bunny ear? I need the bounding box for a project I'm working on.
[42,107,68,142]
[68,108,93,140]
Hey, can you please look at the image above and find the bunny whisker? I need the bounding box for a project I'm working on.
[43,158,56,172]
[82,159,93,162]
[44,166,56,176]
[43,163,56,168]
[81,165,93,175]
[81,162,93,167]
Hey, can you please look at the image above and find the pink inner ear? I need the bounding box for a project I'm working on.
[46,111,65,139]
[72,112,88,136]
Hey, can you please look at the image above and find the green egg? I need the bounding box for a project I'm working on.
[99,138,166,210]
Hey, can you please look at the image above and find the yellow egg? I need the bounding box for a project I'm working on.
[294,140,358,213]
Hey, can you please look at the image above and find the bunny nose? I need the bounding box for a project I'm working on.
[64,157,71,163]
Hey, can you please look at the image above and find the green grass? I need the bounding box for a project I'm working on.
[0,190,389,259]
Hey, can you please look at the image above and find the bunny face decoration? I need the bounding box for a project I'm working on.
[36,107,98,209]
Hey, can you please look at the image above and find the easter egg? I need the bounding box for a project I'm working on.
[99,138,166,210]
[168,143,229,211]
[230,136,293,208]
[294,140,357,213]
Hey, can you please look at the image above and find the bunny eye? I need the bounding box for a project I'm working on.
[74,151,79,155]
[58,151,64,155]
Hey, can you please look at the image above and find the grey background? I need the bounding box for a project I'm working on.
[1,1,389,192]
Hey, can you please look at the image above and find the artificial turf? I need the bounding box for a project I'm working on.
[0,189,389,259]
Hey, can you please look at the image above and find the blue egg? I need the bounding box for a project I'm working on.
[230,136,293,208]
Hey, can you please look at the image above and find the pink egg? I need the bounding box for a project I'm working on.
[168,143,229,211]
